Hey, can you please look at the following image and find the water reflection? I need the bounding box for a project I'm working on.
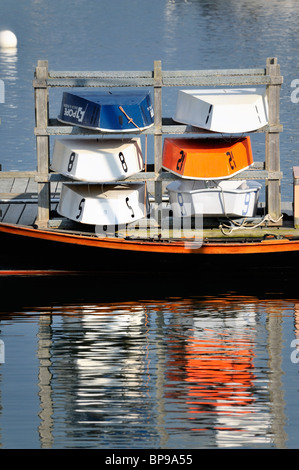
[0,48,18,110]
[0,49,18,79]
[19,297,295,448]
[165,308,259,445]
[0,48,20,169]
[0,48,18,119]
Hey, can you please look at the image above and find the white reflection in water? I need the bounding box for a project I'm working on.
[0,49,18,81]
[32,298,292,448]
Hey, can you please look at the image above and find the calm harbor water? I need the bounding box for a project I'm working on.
[1,293,299,449]
[0,0,299,450]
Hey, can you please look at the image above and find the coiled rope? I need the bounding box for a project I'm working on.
[219,213,283,235]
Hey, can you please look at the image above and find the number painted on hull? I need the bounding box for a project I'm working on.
[119,152,128,173]
[76,198,85,219]
[67,152,76,172]
[126,197,135,218]
[177,192,187,216]
[226,151,237,170]
[242,193,251,215]
[176,150,186,172]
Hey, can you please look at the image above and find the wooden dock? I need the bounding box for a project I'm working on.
[0,175,60,227]
[0,173,298,241]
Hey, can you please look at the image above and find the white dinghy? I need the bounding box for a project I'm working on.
[51,137,144,182]
[167,179,262,218]
[173,88,268,133]
[58,183,149,226]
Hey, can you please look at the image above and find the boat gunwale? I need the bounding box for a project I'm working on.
[1,221,299,255]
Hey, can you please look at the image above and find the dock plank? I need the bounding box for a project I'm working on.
[10,177,31,193]
[0,177,14,193]
[2,204,24,224]
[26,177,38,193]
[18,204,37,226]
[0,204,9,222]
[51,181,62,197]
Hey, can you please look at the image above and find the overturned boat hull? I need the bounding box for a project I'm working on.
[162,136,253,180]
[173,88,268,133]
[51,137,144,182]
[167,179,262,218]
[58,183,149,226]
[0,222,299,290]
[57,90,154,132]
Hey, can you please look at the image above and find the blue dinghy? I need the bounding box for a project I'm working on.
[57,90,154,132]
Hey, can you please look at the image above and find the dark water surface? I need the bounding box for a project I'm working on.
[0,0,299,449]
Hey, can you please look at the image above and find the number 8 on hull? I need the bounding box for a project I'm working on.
[51,137,144,182]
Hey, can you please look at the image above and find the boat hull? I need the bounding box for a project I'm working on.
[162,136,253,179]
[57,183,149,225]
[51,137,144,182]
[1,225,299,306]
[167,180,261,218]
[173,88,268,133]
[0,221,298,260]
[57,90,154,132]
[0,222,299,301]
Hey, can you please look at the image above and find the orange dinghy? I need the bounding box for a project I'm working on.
[162,136,253,180]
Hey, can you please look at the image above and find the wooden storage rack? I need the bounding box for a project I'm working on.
[31,58,283,229]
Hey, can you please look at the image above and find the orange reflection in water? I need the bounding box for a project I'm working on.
[184,334,255,411]
[165,301,257,422]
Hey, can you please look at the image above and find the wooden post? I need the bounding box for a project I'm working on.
[34,60,50,228]
[154,60,162,225]
[265,57,282,224]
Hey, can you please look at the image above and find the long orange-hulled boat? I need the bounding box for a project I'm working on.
[162,137,253,180]
[0,218,298,309]
[0,220,299,281]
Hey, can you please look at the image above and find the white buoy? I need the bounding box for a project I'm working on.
[0,30,18,49]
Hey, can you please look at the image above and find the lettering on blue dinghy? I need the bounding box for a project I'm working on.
[59,92,101,127]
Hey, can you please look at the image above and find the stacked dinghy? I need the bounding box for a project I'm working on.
[57,90,154,132]
[162,136,253,180]
[52,137,144,182]
[53,90,152,227]
[164,88,267,218]
[58,183,148,226]
[167,180,261,218]
[173,88,268,133]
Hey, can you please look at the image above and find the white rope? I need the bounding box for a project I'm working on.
[219,213,283,236]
